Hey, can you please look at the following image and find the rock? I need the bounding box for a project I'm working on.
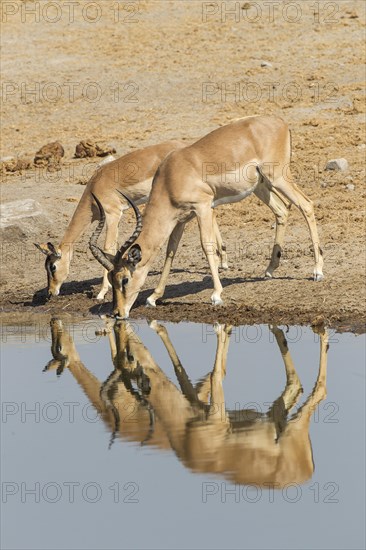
[357,144,365,150]
[260,61,273,67]
[325,158,349,171]
[0,156,15,163]
[34,141,64,171]
[0,158,31,173]
[0,199,42,227]
[320,182,327,188]
[0,199,49,239]
[345,184,355,191]
[74,141,116,159]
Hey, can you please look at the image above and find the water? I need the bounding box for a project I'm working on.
[1,319,365,550]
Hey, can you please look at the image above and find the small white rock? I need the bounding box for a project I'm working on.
[325,158,349,171]
[261,61,273,67]
[345,184,355,191]
[0,199,43,228]
[0,156,15,163]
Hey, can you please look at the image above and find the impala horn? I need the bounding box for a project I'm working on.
[114,190,143,266]
[89,193,114,271]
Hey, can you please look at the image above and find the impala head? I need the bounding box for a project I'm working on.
[43,318,72,376]
[34,241,66,298]
[89,192,144,319]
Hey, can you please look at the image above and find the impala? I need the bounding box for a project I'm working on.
[90,115,324,319]
[45,318,328,486]
[45,317,167,448]
[35,140,228,300]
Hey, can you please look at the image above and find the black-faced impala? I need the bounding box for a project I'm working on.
[89,116,324,318]
[35,140,228,300]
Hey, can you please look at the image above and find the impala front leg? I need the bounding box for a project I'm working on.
[96,211,122,300]
[197,206,223,306]
[146,222,186,307]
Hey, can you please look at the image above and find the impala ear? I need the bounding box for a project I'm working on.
[127,244,142,267]
[34,242,61,258]
[34,242,51,256]
[47,242,61,257]
[43,359,58,372]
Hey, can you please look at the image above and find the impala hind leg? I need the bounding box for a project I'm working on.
[254,187,291,278]
[272,174,324,281]
[196,206,223,306]
[146,222,186,307]
[96,211,122,300]
[254,185,291,278]
[213,212,228,269]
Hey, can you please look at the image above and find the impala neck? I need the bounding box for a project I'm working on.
[59,194,93,261]
[135,199,178,270]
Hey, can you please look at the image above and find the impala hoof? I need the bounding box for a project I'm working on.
[264,271,273,279]
[211,297,223,306]
[313,272,324,282]
[146,296,156,307]
[221,262,229,270]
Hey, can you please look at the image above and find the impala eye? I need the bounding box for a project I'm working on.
[50,264,56,274]
[56,345,62,353]
[122,277,129,286]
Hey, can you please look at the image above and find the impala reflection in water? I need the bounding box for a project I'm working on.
[46,318,328,487]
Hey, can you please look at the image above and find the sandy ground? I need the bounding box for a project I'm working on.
[1,0,365,331]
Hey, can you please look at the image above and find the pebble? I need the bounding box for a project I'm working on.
[325,158,349,171]
[260,61,273,67]
[0,156,15,163]
[345,184,355,191]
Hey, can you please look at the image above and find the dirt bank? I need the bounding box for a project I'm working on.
[1,1,365,331]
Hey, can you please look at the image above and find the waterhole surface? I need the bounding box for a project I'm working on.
[1,319,365,550]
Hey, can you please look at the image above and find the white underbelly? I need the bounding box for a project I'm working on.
[212,186,257,207]
[207,162,260,208]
